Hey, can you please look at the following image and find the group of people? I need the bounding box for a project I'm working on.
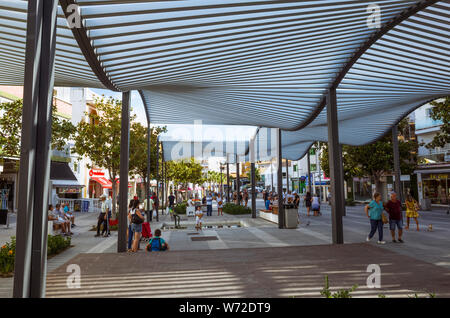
[127,197,169,253]
[262,190,302,211]
[232,190,249,207]
[365,191,420,244]
[48,203,76,236]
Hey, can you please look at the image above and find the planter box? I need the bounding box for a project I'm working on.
[259,210,278,224]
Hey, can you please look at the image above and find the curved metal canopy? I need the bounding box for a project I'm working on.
[0,0,448,160]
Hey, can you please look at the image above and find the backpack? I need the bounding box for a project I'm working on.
[131,209,143,224]
[147,238,166,252]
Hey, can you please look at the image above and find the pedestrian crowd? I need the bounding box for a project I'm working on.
[365,191,420,244]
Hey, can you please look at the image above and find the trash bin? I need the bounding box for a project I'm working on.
[284,204,298,229]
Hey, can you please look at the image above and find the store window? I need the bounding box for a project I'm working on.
[423,174,449,204]
[353,177,372,201]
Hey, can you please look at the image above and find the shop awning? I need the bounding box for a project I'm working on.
[90,177,132,188]
[50,161,82,187]
[51,179,84,188]
[90,176,112,188]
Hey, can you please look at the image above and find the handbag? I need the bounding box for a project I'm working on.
[131,209,143,224]
[381,213,388,224]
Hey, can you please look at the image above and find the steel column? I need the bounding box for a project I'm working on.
[13,0,58,298]
[339,145,346,216]
[250,137,256,218]
[236,155,240,205]
[326,88,344,244]
[392,125,403,202]
[307,151,312,193]
[226,161,230,203]
[277,129,285,229]
[156,137,160,221]
[118,92,130,253]
[161,144,165,212]
[146,123,151,222]
[285,158,289,194]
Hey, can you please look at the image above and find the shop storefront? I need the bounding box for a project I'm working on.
[416,165,450,206]
[50,161,84,207]
[421,173,449,205]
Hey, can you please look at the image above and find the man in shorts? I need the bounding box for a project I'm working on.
[384,192,404,243]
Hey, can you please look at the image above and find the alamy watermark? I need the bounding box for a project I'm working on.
[66,264,81,289]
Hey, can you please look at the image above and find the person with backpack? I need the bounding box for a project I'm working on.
[146,229,169,252]
[128,200,145,252]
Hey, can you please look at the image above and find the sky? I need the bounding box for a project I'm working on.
[91,88,258,143]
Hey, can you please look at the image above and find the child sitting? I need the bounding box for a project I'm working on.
[146,229,169,252]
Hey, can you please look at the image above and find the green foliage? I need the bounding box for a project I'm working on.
[0,99,76,158]
[320,275,358,298]
[223,203,251,215]
[0,237,16,276]
[426,97,450,149]
[320,120,418,193]
[129,122,166,183]
[0,235,70,275]
[174,202,187,214]
[72,96,136,215]
[166,158,204,188]
[345,199,356,206]
[47,235,71,256]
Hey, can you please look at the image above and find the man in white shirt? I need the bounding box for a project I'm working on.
[144,195,154,222]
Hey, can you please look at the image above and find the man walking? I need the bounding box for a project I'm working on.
[96,194,109,237]
[144,194,154,223]
[206,192,213,216]
[385,192,404,243]
[168,192,176,209]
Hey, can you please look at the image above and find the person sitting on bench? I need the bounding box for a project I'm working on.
[48,204,70,236]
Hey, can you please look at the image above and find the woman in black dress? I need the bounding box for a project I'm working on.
[304,192,312,217]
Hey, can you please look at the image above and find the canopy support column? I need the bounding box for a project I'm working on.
[392,125,402,202]
[277,128,285,229]
[326,87,344,244]
[307,151,312,193]
[339,145,346,216]
[226,158,230,203]
[146,122,151,222]
[13,0,58,298]
[118,92,130,253]
[236,155,240,205]
[250,137,256,218]
[285,158,289,194]
[156,137,160,221]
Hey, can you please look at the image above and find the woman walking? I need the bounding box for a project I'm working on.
[365,192,386,245]
[304,192,312,217]
[217,194,223,216]
[128,200,145,252]
[405,194,420,231]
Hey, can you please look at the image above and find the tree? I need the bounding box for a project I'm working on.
[165,158,204,199]
[320,119,418,195]
[0,99,76,158]
[425,97,450,149]
[129,122,166,201]
[72,96,136,216]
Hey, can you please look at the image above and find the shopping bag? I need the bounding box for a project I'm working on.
[381,213,388,224]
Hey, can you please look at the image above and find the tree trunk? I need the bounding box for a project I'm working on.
[373,174,383,198]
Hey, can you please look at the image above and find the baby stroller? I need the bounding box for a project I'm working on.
[140,222,153,243]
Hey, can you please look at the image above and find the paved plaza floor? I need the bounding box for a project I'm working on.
[1,199,450,298]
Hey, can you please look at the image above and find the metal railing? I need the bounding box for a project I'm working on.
[56,198,101,213]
